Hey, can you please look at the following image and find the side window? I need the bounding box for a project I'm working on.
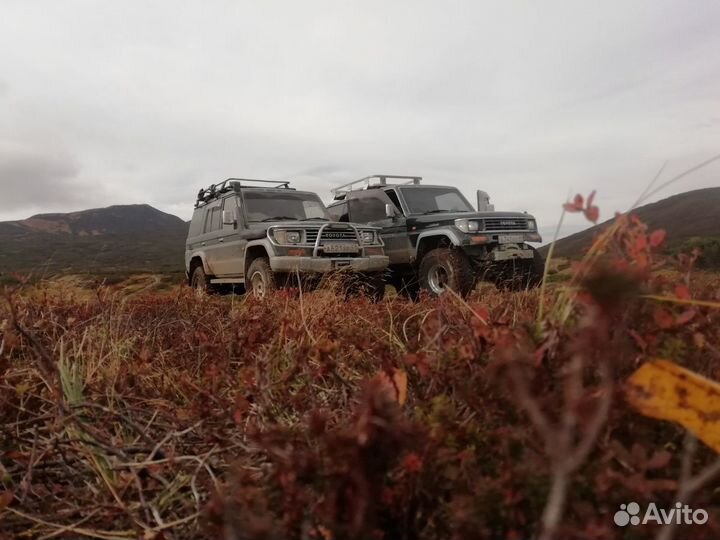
[384,189,402,212]
[328,202,349,222]
[303,200,327,220]
[223,197,239,228]
[348,195,387,223]
[204,206,222,233]
[189,209,206,237]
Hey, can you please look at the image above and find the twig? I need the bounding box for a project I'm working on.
[3,507,135,540]
[656,433,720,540]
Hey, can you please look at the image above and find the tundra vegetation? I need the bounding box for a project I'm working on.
[1,192,720,540]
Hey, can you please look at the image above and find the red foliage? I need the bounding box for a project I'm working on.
[1,210,719,539]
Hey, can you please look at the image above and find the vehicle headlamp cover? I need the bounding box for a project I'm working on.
[274,229,302,244]
[361,230,376,244]
[527,219,537,231]
[454,218,483,233]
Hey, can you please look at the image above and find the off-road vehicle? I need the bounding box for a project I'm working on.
[327,175,544,298]
[185,178,389,299]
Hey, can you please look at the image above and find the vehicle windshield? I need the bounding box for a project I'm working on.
[399,187,474,214]
[243,191,331,222]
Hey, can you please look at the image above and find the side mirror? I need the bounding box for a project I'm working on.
[222,210,236,226]
[385,204,397,219]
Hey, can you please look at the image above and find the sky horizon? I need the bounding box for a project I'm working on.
[1,1,719,242]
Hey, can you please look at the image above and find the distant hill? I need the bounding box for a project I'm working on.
[0,204,188,275]
[543,187,720,259]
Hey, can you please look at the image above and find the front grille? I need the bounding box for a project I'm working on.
[304,228,320,244]
[304,228,358,244]
[484,218,528,231]
[319,229,357,241]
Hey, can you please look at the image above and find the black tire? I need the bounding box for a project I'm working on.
[190,265,211,294]
[418,248,474,298]
[344,273,386,302]
[494,247,545,291]
[246,257,277,298]
[528,247,545,287]
[362,273,386,302]
[393,275,420,302]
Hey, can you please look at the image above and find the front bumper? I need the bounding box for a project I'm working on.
[487,243,536,262]
[270,255,389,273]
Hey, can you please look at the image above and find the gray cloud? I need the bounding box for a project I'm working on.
[0,143,82,211]
[0,0,719,235]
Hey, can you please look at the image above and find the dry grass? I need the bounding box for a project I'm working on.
[2,218,720,539]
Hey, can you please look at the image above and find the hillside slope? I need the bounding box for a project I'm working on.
[0,204,188,274]
[544,187,720,258]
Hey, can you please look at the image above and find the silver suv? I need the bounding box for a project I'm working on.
[185,178,389,298]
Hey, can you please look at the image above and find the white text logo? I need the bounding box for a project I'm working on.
[614,502,708,527]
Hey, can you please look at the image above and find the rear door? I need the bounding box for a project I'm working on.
[211,196,246,277]
[200,201,224,275]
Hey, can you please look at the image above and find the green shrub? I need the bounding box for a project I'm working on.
[673,237,720,269]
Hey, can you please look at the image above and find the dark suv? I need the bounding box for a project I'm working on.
[327,175,544,298]
[185,178,389,298]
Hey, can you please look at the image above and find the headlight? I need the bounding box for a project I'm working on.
[361,230,375,244]
[527,219,537,231]
[274,230,302,244]
[454,219,482,233]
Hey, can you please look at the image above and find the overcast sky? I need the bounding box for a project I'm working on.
[1,1,719,240]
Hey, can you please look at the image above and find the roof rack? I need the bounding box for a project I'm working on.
[331,175,422,200]
[195,178,293,207]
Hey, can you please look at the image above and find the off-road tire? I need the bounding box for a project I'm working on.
[246,258,277,299]
[393,275,420,302]
[494,247,545,291]
[418,248,474,298]
[190,265,211,294]
[527,247,545,287]
[344,273,386,302]
[361,273,386,302]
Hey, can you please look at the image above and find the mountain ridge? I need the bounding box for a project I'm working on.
[0,204,188,274]
[541,187,720,258]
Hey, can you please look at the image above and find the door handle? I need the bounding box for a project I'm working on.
[201,242,206,246]
[219,238,224,243]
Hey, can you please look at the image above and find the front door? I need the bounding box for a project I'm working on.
[347,192,413,265]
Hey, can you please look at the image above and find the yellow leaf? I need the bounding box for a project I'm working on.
[626,360,720,454]
[393,369,408,406]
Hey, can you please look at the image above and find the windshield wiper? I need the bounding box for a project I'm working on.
[422,209,450,215]
[300,217,330,221]
[260,216,299,222]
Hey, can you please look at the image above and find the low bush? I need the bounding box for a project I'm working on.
[1,206,720,539]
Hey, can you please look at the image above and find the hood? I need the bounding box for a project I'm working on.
[408,210,534,225]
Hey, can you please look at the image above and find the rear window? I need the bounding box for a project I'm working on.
[204,207,222,233]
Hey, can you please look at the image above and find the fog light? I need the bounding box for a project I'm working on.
[287,248,308,256]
